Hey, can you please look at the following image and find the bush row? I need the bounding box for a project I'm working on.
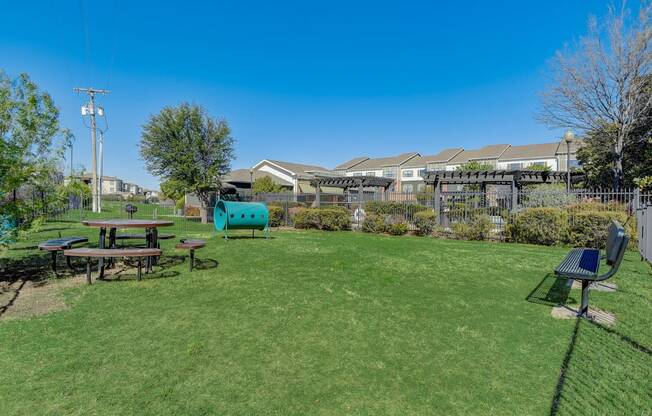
[506,207,635,248]
[293,207,352,231]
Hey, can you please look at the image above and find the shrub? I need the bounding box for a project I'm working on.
[362,214,387,234]
[365,201,428,216]
[293,208,320,229]
[268,205,285,227]
[507,207,568,245]
[521,183,576,208]
[451,215,493,240]
[567,210,634,248]
[387,222,409,236]
[293,207,350,231]
[413,210,437,236]
[318,207,352,231]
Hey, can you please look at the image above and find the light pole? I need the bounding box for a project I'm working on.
[563,130,575,192]
[249,169,254,199]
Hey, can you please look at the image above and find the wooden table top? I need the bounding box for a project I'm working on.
[81,219,174,228]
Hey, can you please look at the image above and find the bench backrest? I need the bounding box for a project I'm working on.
[605,221,626,266]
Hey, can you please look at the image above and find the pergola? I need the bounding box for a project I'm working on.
[422,169,581,212]
[310,175,395,207]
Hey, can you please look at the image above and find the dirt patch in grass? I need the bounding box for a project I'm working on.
[0,275,87,321]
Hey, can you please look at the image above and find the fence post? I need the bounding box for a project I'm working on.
[634,188,640,212]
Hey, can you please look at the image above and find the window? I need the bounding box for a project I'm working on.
[417,169,426,178]
[530,162,546,168]
[402,170,413,178]
[427,163,445,171]
[351,172,363,176]
[569,160,580,169]
[507,162,522,170]
[366,172,376,177]
[382,167,397,178]
[402,183,414,193]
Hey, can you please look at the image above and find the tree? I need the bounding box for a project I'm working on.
[539,3,652,188]
[455,161,494,171]
[139,103,234,223]
[252,175,284,194]
[0,71,71,221]
[160,178,187,202]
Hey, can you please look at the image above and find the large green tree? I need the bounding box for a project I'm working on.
[0,71,71,222]
[139,103,234,223]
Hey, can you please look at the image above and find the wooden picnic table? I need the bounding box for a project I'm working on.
[81,219,174,277]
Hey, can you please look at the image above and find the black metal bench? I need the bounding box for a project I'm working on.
[38,237,89,271]
[64,247,162,284]
[554,221,629,316]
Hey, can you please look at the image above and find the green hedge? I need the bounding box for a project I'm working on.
[362,214,387,234]
[364,201,428,216]
[413,210,437,236]
[293,207,351,231]
[452,215,493,241]
[386,222,409,236]
[507,208,568,246]
[507,207,635,247]
[268,205,285,227]
[567,211,633,248]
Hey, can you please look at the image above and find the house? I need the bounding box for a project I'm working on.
[334,152,420,191]
[250,160,335,194]
[221,168,294,193]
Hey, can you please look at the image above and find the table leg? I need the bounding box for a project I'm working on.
[99,227,106,279]
[108,228,117,268]
[146,228,152,273]
[151,228,159,266]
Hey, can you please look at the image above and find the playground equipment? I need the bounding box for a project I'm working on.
[213,200,269,239]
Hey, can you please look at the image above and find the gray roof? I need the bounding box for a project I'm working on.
[448,144,511,164]
[499,142,559,161]
[265,160,333,180]
[223,169,293,187]
[346,152,420,171]
[402,148,464,168]
[334,157,370,170]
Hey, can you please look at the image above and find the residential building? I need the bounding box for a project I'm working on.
[250,160,335,193]
[398,148,464,192]
[445,144,511,170]
[334,152,420,191]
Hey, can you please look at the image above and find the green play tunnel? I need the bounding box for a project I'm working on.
[213,200,269,232]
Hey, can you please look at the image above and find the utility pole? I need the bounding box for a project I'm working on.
[75,87,109,212]
[98,130,104,212]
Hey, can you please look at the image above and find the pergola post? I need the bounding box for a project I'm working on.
[511,180,518,210]
[315,181,321,208]
[434,180,441,225]
[358,179,364,209]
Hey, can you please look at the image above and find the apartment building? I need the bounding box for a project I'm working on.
[221,138,582,195]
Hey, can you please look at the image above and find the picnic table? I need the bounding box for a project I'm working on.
[81,219,174,277]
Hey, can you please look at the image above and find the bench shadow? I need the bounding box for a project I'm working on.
[549,317,652,416]
[526,273,576,306]
[193,258,219,270]
[222,235,275,240]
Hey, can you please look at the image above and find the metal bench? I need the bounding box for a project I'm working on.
[64,247,162,284]
[38,237,89,271]
[554,221,629,316]
[175,239,206,271]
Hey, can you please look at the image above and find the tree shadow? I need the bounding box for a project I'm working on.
[0,252,54,318]
[526,273,576,306]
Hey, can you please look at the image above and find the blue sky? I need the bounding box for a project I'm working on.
[1,1,608,189]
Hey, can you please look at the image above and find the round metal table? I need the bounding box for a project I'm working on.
[82,219,174,277]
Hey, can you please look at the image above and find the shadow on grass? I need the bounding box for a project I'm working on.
[526,274,576,306]
[0,252,53,318]
[549,317,652,416]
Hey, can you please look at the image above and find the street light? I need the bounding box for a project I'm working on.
[563,130,575,191]
[250,169,254,199]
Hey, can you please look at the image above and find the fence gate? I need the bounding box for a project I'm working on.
[637,205,652,265]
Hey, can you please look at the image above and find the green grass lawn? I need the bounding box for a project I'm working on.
[1,222,650,415]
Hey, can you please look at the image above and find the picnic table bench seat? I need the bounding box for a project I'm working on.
[64,247,162,284]
[175,239,206,271]
[115,233,176,240]
[38,237,88,271]
[554,221,629,316]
